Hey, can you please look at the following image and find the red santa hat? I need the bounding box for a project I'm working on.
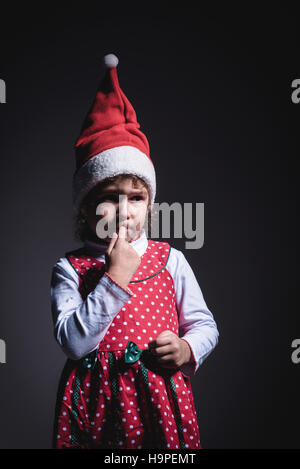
[72,53,156,213]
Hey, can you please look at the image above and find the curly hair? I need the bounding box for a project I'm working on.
[73,173,156,243]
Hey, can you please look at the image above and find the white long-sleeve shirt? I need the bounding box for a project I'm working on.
[50,231,219,378]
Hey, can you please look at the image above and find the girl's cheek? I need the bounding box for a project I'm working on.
[131,201,148,215]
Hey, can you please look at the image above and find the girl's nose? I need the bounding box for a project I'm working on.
[118,195,130,221]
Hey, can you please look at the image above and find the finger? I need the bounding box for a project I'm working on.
[150,344,172,357]
[149,335,172,349]
[159,330,175,339]
[157,355,177,367]
[154,330,174,341]
[118,225,127,239]
[106,232,118,255]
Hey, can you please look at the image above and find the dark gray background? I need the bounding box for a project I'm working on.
[0,4,298,449]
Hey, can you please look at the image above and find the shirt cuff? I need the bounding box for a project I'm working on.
[91,271,134,303]
[103,272,134,297]
[179,337,197,378]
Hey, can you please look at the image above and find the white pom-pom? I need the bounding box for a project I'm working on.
[103,54,119,68]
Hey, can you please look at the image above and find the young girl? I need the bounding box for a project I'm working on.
[50,54,219,449]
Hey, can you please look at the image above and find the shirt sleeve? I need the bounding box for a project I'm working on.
[50,258,134,360]
[167,248,219,378]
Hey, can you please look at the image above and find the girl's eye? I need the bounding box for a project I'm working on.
[95,195,143,204]
[96,195,118,203]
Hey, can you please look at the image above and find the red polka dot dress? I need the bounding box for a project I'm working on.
[52,240,201,449]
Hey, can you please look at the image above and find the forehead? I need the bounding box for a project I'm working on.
[96,178,147,194]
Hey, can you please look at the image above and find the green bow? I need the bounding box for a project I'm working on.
[81,341,147,370]
[124,340,145,364]
[82,349,98,370]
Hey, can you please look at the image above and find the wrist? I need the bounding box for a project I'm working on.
[180,338,194,365]
[107,268,131,290]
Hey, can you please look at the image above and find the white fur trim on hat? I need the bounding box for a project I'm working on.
[72,146,156,213]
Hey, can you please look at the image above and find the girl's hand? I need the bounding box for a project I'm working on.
[148,330,194,369]
[105,225,141,290]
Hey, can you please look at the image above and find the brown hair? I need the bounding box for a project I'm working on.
[73,173,155,243]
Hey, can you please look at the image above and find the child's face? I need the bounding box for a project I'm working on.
[81,178,150,243]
